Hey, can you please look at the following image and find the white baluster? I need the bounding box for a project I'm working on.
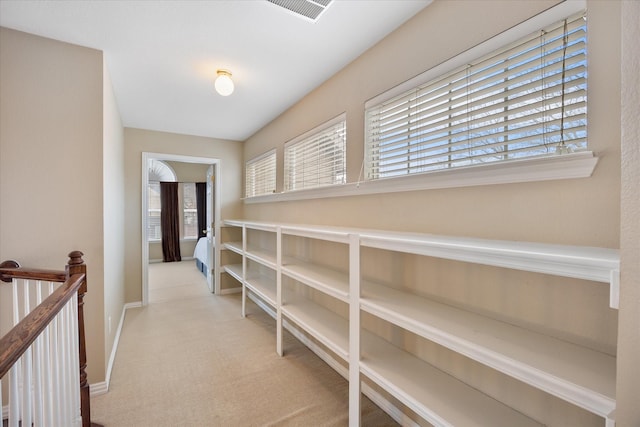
[71,293,82,427]
[42,282,54,426]
[21,280,33,427]
[62,300,72,427]
[50,295,61,427]
[3,276,83,427]
[9,279,20,427]
[59,303,69,427]
[32,281,45,426]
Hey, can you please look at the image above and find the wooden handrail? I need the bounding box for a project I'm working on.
[0,251,101,427]
[0,273,84,377]
[0,266,68,283]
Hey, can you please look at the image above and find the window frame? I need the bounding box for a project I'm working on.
[284,113,347,192]
[365,6,588,181]
[245,149,277,198]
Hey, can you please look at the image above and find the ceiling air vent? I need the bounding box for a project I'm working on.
[266,0,334,22]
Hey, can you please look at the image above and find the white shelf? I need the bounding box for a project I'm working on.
[360,332,543,427]
[223,263,243,283]
[220,219,620,426]
[223,241,243,255]
[359,230,620,308]
[245,246,277,269]
[225,219,278,233]
[282,259,349,302]
[281,299,349,362]
[223,263,276,307]
[361,280,616,418]
[281,224,351,243]
[245,272,277,307]
[223,219,245,228]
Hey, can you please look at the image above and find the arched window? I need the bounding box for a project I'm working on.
[147,160,176,241]
[148,159,176,182]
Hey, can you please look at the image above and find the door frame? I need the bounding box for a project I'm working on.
[141,152,221,305]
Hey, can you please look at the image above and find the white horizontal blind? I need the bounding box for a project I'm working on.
[181,183,198,239]
[284,117,346,191]
[147,181,161,240]
[365,13,587,180]
[245,150,276,197]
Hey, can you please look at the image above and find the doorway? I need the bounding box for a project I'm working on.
[141,152,221,306]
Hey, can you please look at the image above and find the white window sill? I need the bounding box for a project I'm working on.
[243,151,598,204]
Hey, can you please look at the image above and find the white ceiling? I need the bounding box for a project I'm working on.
[0,0,431,141]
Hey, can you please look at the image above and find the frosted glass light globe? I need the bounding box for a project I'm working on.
[215,71,234,96]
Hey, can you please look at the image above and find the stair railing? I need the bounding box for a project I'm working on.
[0,251,99,427]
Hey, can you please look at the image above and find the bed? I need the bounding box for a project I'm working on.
[194,237,209,277]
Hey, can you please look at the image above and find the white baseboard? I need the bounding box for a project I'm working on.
[245,293,417,427]
[90,381,109,396]
[89,301,142,397]
[150,258,195,264]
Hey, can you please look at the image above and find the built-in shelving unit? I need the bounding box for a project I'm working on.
[220,219,620,427]
[360,331,543,427]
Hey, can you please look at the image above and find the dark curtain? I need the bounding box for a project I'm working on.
[160,182,181,262]
[196,182,207,239]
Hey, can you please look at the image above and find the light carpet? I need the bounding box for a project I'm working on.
[147,260,211,304]
[91,261,398,426]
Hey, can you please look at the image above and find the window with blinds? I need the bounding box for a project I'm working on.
[245,150,276,197]
[284,115,346,191]
[365,12,587,180]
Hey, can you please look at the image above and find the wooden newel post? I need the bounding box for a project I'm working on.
[67,251,92,427]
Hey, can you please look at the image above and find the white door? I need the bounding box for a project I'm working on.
[206,165,215,292]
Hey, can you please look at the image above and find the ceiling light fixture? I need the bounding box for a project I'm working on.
[214,69,234,96]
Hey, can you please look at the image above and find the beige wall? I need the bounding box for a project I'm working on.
[617,1,640,424]
[241,1,627,425]
[165,160,209,183]
[102,62,126,376]
[124,128,243,302]
[0,27,106,383]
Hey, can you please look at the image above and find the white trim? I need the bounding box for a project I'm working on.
[89,381,109,397]
[284,112,346,148]
[245,150,598,204]
[245,149,277,198]
[88,301,142,397]
[105,301,142,393]
[246,148,276,165]
[610,270,620,310]
[284,114,347,192]
[365,0,587,109]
